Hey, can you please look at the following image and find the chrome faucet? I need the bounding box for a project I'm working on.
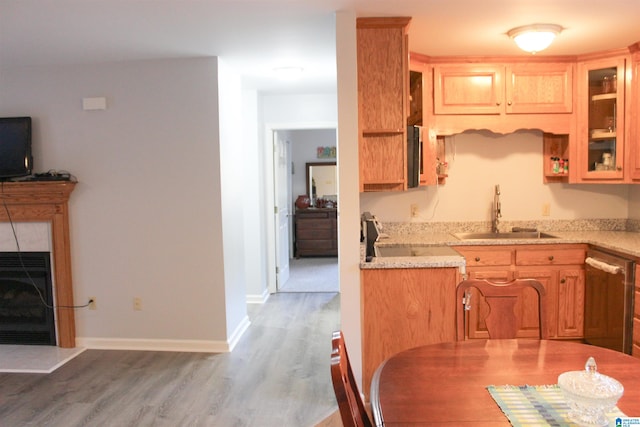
[492,185,501,233]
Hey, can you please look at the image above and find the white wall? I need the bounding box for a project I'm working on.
[361,130,631,223]
[242,90,269,303]
[336,9,363,389]
[218,59,250,342]
[261,94,338,126]
[0,57,245,351]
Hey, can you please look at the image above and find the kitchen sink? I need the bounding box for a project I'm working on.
[453,231,559,240]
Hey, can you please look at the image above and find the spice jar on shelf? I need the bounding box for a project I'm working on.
[611,74,617,92]
[602,76,611,94]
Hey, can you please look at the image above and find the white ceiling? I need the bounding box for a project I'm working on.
[2,0,639,94]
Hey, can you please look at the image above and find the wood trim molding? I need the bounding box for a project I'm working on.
[425,54,579,64]
[356,17,411,29]
[0,181,77,348]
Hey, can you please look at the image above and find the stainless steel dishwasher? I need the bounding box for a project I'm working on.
[584,248,635,354]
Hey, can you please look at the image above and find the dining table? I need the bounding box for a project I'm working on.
[370,339,640,426]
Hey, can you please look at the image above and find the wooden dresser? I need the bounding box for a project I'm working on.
[295,208,337,257]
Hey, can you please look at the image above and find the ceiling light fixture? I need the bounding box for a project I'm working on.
[507,24,563,54]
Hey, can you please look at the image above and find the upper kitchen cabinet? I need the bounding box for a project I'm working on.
[357,17,411,192]
[431,60,574,135]
[434,62,573,115]
[628,44,640,181]
[575,54,628,182]
[433,64,504,115]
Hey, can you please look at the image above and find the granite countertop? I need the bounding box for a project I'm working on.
[361,230,640,269]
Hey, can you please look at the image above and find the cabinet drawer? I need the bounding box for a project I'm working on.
[516,248,585,266]
[296,210,336,219]
[454,247,512,267]
[297,228,334,240]
[296,219,333,230]
[297,239,334,250]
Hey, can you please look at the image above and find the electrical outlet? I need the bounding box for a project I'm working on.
[88,297,97,310]
[410,204,419,218]
[133,297,142,311]
[542,203,551,216]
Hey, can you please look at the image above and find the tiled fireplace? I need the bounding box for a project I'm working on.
[0,182,77,347]
[0,251,56,345]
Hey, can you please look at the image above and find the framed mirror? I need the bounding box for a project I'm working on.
[306,162,337,207]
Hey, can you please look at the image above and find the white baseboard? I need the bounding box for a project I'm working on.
[76,315,251,353]
[227,315,251,352]
[246,288,270,304]
[75,337,231,352]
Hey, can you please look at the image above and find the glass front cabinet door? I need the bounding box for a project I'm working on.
[577,57,627,181]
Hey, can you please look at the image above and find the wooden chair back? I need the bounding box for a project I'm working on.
[456,278,548,341]
[330,330,373,427]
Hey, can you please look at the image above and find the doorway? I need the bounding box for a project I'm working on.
[267,127,339,293]
[278,258,339,292]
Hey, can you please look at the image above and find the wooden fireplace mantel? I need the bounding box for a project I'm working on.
[0,181,77,347]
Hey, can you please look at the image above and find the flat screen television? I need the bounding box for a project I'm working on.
[0,117,33,179]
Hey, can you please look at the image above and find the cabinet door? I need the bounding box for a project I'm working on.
[357,23,407,130]
[433,65,503,114]
[514,269,556,339]
[556,268,585,337]
[576,56,627,181]
[359,134,407,191]
[629,53,640,181]
[464,269,513,339]
[506,63,573,114]
[357,18,410,192]
[361,267,459,399]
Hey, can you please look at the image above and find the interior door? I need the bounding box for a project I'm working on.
[273,131,290,289]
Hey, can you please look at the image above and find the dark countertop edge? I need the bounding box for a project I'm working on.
[360,231,640,269]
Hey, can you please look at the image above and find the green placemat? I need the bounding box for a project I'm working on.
[487,384,626,426]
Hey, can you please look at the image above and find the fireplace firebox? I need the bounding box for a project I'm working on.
[0,252,56,345]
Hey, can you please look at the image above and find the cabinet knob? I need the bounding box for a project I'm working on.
[548,255,554,261]
[617,166,623,171]
[560,278,566,284]
[507,101,512,106]
[475,256,480,262]
[496,102,501,106]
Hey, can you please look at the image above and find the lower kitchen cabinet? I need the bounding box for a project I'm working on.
[361,267,460,400]
[454,244,586,340]
[516,267,585,338]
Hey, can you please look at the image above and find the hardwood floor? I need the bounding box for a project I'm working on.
[0,292,341,426]
[279,258,339,293]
